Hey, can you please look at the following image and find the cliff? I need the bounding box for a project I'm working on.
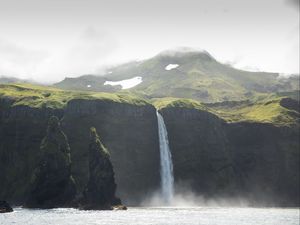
[0,84,160,205]
[62,99,160,204]
[0,84,299,206]
[156,98,299,206]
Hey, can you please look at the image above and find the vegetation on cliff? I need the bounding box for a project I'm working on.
[207,97,299,126]
[1,83,298,126]
[153,97,208,111]
[80,127,121,210]
[0,83,149,109]
[25,116,76,208]
[154,96,299,126]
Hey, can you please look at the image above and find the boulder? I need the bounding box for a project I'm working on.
[113,205,127,210]
[0,200,13,213]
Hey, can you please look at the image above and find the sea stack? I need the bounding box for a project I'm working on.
[25,116,76,208]
[81,127,123,210]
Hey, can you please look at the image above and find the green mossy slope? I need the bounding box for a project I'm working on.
[1,83,298,126]
[0,83,149,109]
[154,96,299,127]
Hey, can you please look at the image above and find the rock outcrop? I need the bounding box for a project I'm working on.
[25,116,76,208]
[0,101,63,204]
[62,99,160,205]
[80,127,122,210]
[0,97,160,206]
[0,200,13,213]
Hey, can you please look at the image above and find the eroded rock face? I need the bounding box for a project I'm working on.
[159,108,236,197]
[25,116,76,208]
[227,122,300,206]
[160,107,300,206]
[0,102,63,204]
[81,127,121,210]
[62,100,160,205]
[0,99,160,206]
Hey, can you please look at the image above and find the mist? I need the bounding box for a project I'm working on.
[140,190,252,208]
[0,0,299,83]
[140,183,285,208]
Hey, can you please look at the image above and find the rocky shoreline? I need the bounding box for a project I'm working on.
[0,200,13,213]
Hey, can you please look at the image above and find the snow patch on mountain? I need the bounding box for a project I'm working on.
[165,64,179,70]
[104,76,142,89]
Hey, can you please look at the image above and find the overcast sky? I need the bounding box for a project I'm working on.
[0,0,299,83]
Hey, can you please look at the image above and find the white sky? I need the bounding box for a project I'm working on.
[0,0,299,83]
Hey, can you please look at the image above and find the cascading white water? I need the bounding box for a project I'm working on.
[156,110,174,205]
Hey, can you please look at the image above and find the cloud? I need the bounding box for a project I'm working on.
[0,27,118,83]
[67,27,118,69]
[35,27,118,83]
[0,39,48,78]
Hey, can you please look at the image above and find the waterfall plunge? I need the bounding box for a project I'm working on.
[156,110,174,205]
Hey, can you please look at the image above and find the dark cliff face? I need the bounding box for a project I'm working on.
[227,122,299,206]
[0,96,298,206]
[0,101,63,203]
[159,108,236,197]
[62,99,160,205]
[0,99,160,205]
[25,116,76,208]
[160,107,299,206]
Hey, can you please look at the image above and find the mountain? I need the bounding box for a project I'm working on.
[54,49,299,103]
[0,48,299,206]
[0,76,32,84]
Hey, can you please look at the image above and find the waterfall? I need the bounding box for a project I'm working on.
[156,110,174,205]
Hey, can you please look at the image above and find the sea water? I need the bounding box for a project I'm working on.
[1,207,299,225]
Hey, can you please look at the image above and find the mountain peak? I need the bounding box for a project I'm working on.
[157,47,215,60]
[156,47,216,61]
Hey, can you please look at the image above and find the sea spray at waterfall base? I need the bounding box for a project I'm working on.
[156,110,174,205]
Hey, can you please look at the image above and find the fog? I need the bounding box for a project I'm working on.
[0,0,299,83]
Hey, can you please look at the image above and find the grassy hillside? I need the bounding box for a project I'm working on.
[154,96,299,126]
[0,83,149,109]
[153,97,209,112]
[54,50,299,103]
[209,98,299,126]
[0,83,298,126]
